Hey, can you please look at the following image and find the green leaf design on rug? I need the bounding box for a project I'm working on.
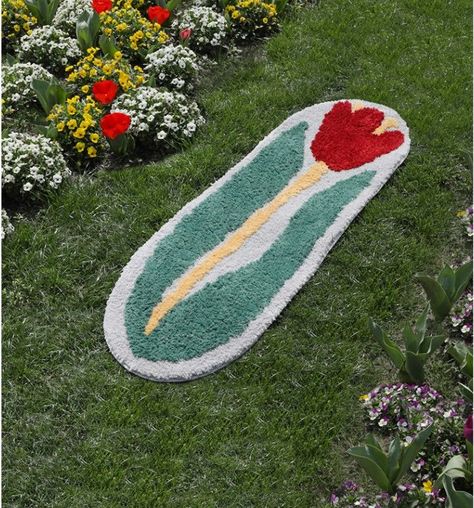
[128,170,376,362]
[125,122,309,349]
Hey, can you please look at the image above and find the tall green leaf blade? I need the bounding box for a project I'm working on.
[394,425,433,484]
[437,265,456,300]
[453,261,473,301]
[402,325,420,353]
[443,476,473,508]
[348,447,391,492]
[415,274,451,321]
[405,351,425,384]
[368,319,405,369]
[387,438,402,483]
[414,305,429,337]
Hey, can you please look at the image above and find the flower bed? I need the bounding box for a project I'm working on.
[1,0,287,236]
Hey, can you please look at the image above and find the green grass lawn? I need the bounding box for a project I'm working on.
[3,0,472,506]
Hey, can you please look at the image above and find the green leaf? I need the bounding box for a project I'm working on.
[443,476,473,508]
[31,79,66,115]
[414,305,429,337]
[449,342,473,378]
[404,351,425,384]
[99,35,119,58]
[387,437,402,483]
[437,455,467,484]
[76,10,100,51]
[459,380,473,402]
[166,0,181,11]
[6,53,18,65]
[453,260,473,302]
[24,0,58,24]
[438,265,456,300]
[402,325,420,353]
[368,318,405,369]
[426,335,445,354]
[394,424,433,484]
[348,446,391,492]
[415,274,451,321]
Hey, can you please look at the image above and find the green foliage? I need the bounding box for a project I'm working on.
[368,307,444,383]
[415,261,473,322]
[98,35,120,59]
[348,426,433,494]
[442,476,473,508]
[76,10,100,52]
[24,0,59,25]
[449,341,473,401]
[31,79,67,115]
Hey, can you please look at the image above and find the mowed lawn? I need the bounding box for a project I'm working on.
[2,0,472,506]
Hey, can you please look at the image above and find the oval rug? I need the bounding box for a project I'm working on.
[104,100,411,382]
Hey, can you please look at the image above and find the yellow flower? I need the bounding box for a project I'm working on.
[87,146,97,158]
[75,142,85,152]
[67,104,77,115]
[114,51,123,60]
[104,27,113,36]
[73,128,86,139]
[90,133,99,143]
[232,10,240,18]
[262,17,268,23]
[359,394,369,401]
[67,119,77,129]
[56,121,65,132]
[240,16,246,22]
[89,68,98,78]
[81,85,90,94]
[457,210,468,218]
[13,24,20,32]
[422,481,433,493]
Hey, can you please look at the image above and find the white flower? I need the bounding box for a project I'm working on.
[18,26,81,74]
[157,130,167,139]
[2,132,70,198]
[2,63,54,116]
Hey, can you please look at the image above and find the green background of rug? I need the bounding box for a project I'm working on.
[128,170,376,362]
[125,122,308,352]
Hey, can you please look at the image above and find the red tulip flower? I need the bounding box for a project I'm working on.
[311,101,404,171]
[147,5,170,24]
[92,80,119,105]
[92,0,112,13]
[464,414,473,443]
[100,112,131,140]
[179,28,192,41]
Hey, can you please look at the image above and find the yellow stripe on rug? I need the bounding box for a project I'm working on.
[144,160,329,335]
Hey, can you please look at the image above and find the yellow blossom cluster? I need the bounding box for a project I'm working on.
[65,47,145,93]
[47,95,104,159]
[226,0,278,37]
[1,0,37,44]
[99,5,169,57]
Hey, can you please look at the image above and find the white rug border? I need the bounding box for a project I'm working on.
[103,100,411,382]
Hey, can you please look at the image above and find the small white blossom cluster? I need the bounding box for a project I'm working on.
[18,26,81,75]
[53,0,93,35]
[2,132,71,197]
[172,7,228,52]
[112,87,205,145]
[2,63,54,116]
[1,210,15,240]
[145,44,200,92]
